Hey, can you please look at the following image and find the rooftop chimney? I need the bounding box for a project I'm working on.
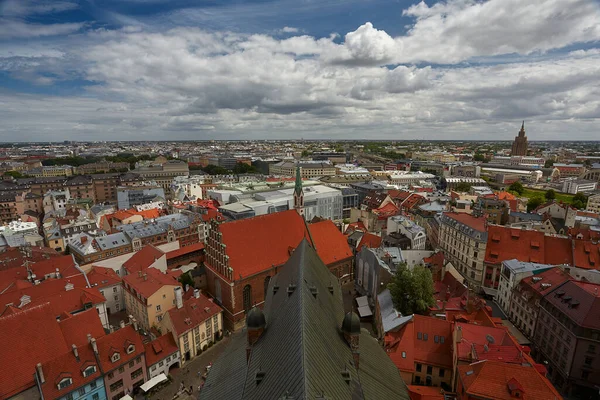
[36,363,45,384]
[72,344,79,361]
[174,286,183,309]
[194,289,200,299]
[119,320,125,329]
[90,338,98,354]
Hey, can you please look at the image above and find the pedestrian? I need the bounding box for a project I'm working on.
[197,371,201,378]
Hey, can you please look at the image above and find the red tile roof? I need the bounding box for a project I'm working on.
[215,210,312,280]
[385,315,453,372]
[59,308,107,347]
[569,228,600,241]
[401,193,428,210]
[0,246,61,271]
[356,232,382,251]
[123,268,180,298]
[407,385,446,400]
[373,201,400,219]
[166,242,205,260]
[144,333,179,367]
[458,360,562,400]
[85,266,122,288]
[94,325,145,373]
[167,293,222,336]
[573,239,600,269]
[0,303,69,398]
[443,212,487,232]
[485,225,574,266]
[519,267,570,297]
[0,276,106,318]
[39,345,102,400]
[309,220,354,265]
[344,221,366,234]
[123,245,165,273]
[388,189,412,202]
[454,323,524,364]
[546,280,600,330]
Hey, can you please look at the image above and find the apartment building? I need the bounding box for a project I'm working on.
[269,161,336,178]
[133,160,189,193]
[164,289,223,365]
[123,269,181,331]
[438,212,488,291]
[496,259,553,316]
[587,193,600,212]
[533,281,600,398]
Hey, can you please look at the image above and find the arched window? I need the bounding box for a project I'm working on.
[243,285,252,312]
[264,276,271,299]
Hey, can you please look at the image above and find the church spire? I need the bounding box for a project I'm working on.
[293,165,304,217]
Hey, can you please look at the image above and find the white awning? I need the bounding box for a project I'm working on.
[120,395,133,400]
[356,296,369,308]
[140,373,168,392]
[481,286,498,296]
[357,305,373,317]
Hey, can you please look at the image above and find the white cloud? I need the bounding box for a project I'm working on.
[0,19,84,39]
[280,26,299,33]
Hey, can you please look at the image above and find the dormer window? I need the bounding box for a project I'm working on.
[111,352,120,362]
[127,344,135,354]
[82,366,96,377]
[57,377,72,390]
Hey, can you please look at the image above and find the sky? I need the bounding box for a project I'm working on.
[1,0,600,142]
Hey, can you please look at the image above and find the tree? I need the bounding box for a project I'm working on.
[178,272,195,289]
[3,170,25,179]
[388,264,435,316]
[455,182,472,192]
[527,196,544,212]
[572,192,587,209]
[545,189,556,201]
[473,153,485,162]
[232,163,258,174]
[202,164,231,175]
[508,181,524,196]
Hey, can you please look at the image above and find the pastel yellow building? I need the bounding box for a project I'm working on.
[163,289,223,365]
[123,268,181,332]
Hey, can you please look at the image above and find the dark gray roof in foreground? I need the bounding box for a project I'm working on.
[199,239,409,400]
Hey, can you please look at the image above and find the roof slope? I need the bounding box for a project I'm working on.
[167,293,222,336]
[123,244,165,273]
[545,280,600,329]
[458,360,562,400]
[0,303,69,398]
[200,240,409,400]
[308,220,354,264]
[59,308,107,347]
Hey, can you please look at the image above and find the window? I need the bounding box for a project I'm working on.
[58,378,72,390]
[93,394,99,400]
[152,366,156,371]
[434,335,439,343]
[127,344,135,354]
[83,365,96,377]
[582,370,590,380]
[119,366,125,373]
[110,379,123,392]
[113,287,117,293]
[440,336,445,344]
[243,285,252,312]
[108,372,114,379]
[111,353,120,362]
[66,394,74,400]
[416,363,422,372]
[439,368,445,377]
[156,305,161,311]
[131,368,143,380]
[159,361,164,367]
[588,344,596,353]
[584,357,593,366]
[417,332,422,340]
[426,366,433,375]
[423,333,428,341]
[401,351,406,358]
[414,376,421,384]
[136,356,141,363]
[79,387,86,396]
[90,381,97,389]
[129,361,134,368]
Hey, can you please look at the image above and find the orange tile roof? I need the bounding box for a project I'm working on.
[167,293,223,336]
[0,303,69,398]
[357,232,382,251]
[385,315,453,372]
[454,322,524,364]
[94,325,145,373]
[123,245,165,273]
[85,266,122,288]
[309,220,354,265]
[166,242,205,260]
[39,345,102,400]
[443,212,487,232]
[144,333,179,367]
[458,360,562,400]
[59,308,107,347]
[496,191,517,201]
[407,385,446,400]
[123,268,180,298]
[216,210,312,279]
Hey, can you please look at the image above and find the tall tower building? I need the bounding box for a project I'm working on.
[293,165,304,217]
[511,121,528,156]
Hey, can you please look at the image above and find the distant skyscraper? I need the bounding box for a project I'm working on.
[511,121,528,156]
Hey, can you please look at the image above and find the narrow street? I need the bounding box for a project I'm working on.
[146,332,237,400]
